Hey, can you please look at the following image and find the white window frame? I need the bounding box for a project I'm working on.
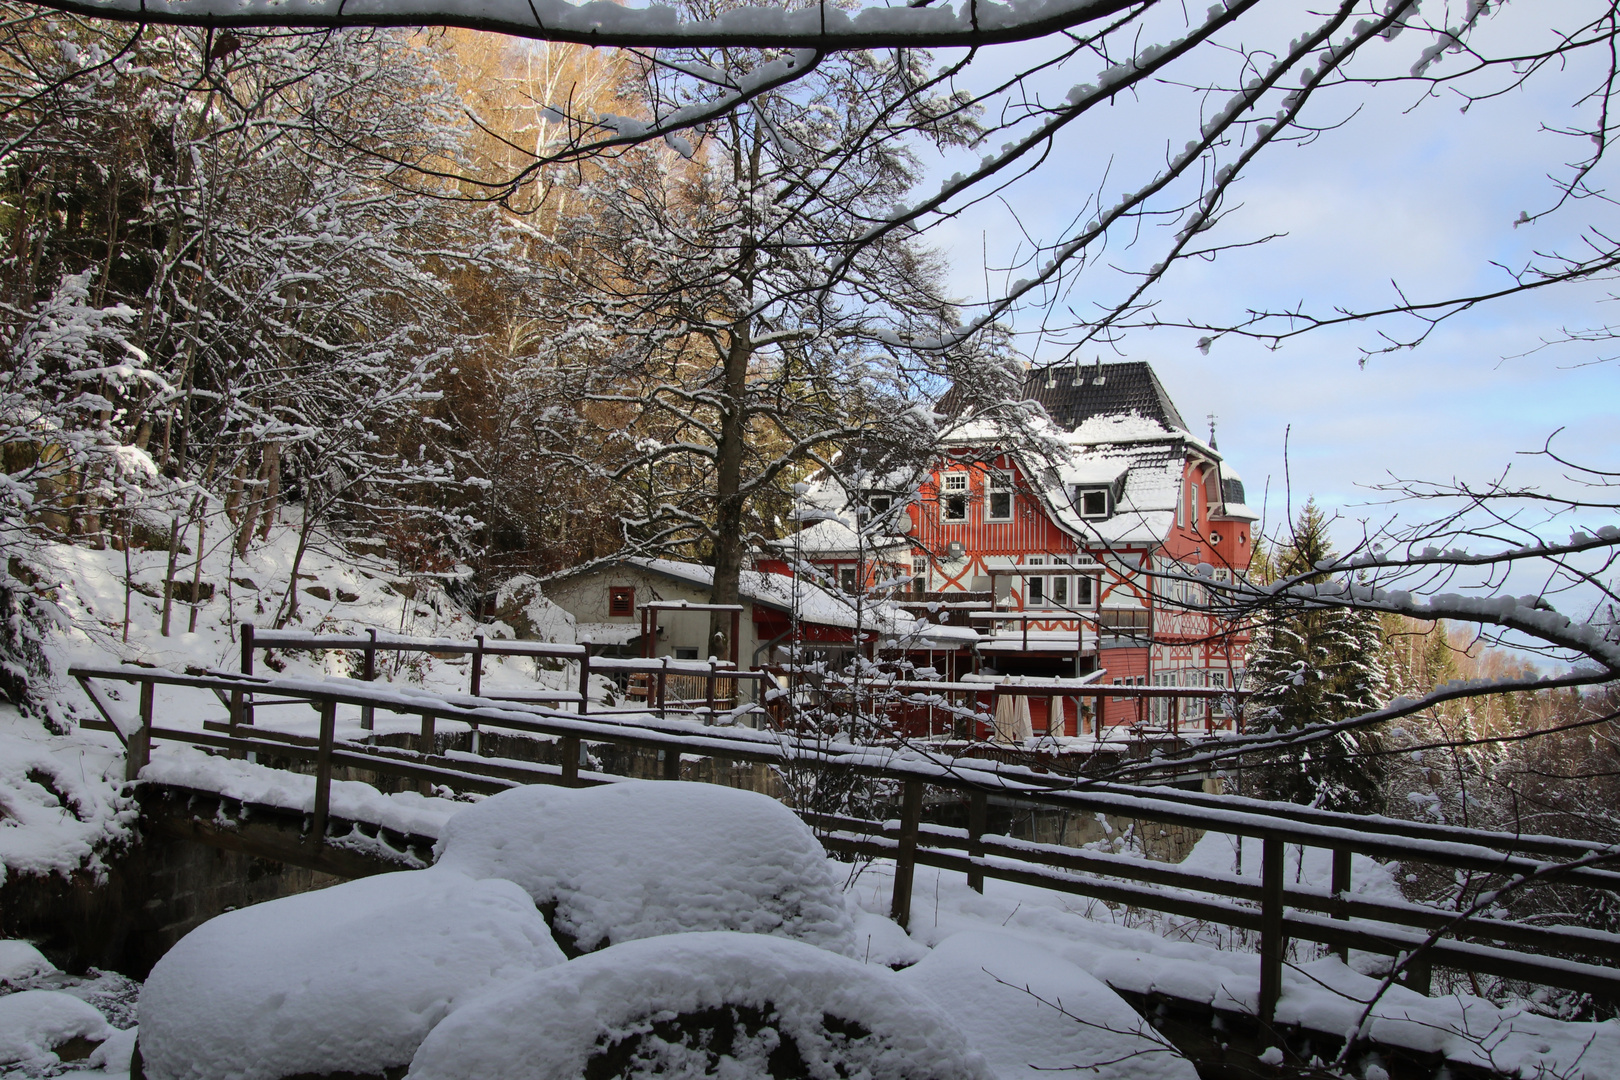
[942,472,969,521]
[987,471,1013,521]
[1076,486,1110,520]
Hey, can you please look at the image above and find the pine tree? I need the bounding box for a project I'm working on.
[1245,498,1389,812]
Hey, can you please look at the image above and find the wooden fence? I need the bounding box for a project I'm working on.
[69,654,1620,1029]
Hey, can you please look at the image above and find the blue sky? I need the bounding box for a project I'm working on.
[919,3,1620,549]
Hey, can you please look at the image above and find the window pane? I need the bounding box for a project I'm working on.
[1076,577,1093,605]
[1028,576,1043,604]
[1053,576,1068,604]
[989,491,1011,519]
[1081,490,1107,517]
[944,495,967,520]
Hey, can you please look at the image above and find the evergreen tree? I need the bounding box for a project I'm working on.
[1245,498,1389,812]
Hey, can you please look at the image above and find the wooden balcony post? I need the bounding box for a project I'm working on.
[890,778,924,928]
[311,698,336,844]
[1259,836,1285,1028]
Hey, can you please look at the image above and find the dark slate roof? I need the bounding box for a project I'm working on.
[1021,361,1188,434]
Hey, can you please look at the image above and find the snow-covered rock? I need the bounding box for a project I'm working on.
[0,989,113,1067]
[434,781,858,955]
[408,931,994,1080]
[899,931,1196,1080]
[0,941,56,985]
[137,867,565,1080]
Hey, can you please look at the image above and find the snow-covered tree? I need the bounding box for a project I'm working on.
[520,25,1015,657]
[1243,499,1388,812]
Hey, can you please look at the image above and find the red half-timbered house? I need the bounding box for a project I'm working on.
[793,361,1257,736]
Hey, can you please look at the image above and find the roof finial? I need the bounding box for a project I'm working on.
[1207,412,1218,449]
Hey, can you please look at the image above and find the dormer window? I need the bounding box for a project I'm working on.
[868,494,893,515]
[942,472,969,521]
[1074,486,1111,520]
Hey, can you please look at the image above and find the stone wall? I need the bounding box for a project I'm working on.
[0,832,339,979]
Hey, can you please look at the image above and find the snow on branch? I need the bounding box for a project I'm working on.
[27,0,1147,49]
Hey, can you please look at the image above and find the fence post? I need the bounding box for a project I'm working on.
[239,622,256,730]
[125,678,154,782]
[311,698,336,844]
[890,778,924,928]
[967,790,987,894]
[470,634,484,698]
[577,650,590,716]
[705,661,717,724]
[661,744,681,781]
[1404,955,1433,997]
[1259,836,1285,1028]
[561,736,581,786]
[1331,847,1353,963]
[657,659,668,720]
[361,628,376,731]
[418,712,436,794]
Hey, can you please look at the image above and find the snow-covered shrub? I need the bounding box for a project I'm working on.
[0,573,67,729]
[434,781,858,955]
[899,931,1197,1080]
[136,868,565,1080]
[408,931,993,1080]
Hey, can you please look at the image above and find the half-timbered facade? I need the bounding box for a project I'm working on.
[793,361,1257,735]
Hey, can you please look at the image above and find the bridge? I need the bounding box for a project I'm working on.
[67,628,1620,1079]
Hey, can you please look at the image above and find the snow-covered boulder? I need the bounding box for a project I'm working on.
[434,781,858,956]
[409,931,994,1080]
[0,941,56,985]
[898,931,1197,1080]
[492,575,576,643]
[138,868,565,1080]
[0,989,113,1068]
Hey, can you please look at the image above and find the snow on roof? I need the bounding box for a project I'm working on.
[775,516,911,558]
[573,622,642,647]
[624,557,921,635]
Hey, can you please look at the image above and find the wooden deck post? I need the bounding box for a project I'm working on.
[311,698,336,844]
[1259,836,1285,1028]
[1332,847,1353,963]
[657,660,668,719]
[360,628,376,731]
[890,778,924,928]
[125,678,154,782]
[661,746,681,781]
[469,634,484,697]
[705,661,717,724]
[967,790,987,894]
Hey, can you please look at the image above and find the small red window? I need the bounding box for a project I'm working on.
[608,586,635,617]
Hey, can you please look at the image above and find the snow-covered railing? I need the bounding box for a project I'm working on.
[67,661,1620,1027]
[242,624,769,723]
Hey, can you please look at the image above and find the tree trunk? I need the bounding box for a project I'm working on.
[256,441,280,540]
[708,327,752,661]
